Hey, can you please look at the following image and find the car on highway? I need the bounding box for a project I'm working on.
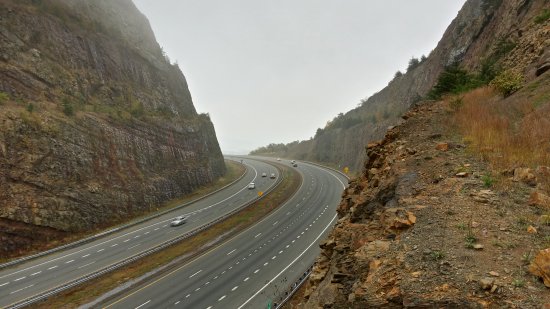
[261,172,267,177]
[270,173,276,179]
[292,163,298,167]
[276,158,281,161]
[248,182,255,189]
[170,215,188,226]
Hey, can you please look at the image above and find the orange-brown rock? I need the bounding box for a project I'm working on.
[435,142,449,151]
[530,191,550,208]
[529,248,550,288]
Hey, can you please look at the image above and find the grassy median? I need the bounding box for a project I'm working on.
[32,162,301,308]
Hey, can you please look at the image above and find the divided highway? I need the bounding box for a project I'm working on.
[0,158,279,308]
[104,158,347,309]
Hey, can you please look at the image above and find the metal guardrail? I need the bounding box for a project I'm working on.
[0,160,248,271]
[274,264,313,309]
[5,164,285,309]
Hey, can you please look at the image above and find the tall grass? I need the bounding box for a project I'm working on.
[452,86,550,169]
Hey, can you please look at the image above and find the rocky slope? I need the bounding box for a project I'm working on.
[298,78,550,307]
[252,0,549,173]
[0,0,225,255]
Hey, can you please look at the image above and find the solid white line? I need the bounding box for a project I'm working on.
[13,276,26,281]
[134,300,150,309]
[189,270,202,278]
[78,261,96,269]
[9,284,34,294]
[237,214,338,309]
[30,271,42,276]
[227,249,236,255]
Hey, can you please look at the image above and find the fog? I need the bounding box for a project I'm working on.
[133,0,467,154]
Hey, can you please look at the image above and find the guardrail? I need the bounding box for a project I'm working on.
[274,264,313,309]
[0,160,248,271]
[6,163,285,309]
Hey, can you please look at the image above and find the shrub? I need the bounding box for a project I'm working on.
[490,70,523,97]
[62,98,74,116]
[534,9,550,24]
[427,65,483,99]
[0,91,9,105]
[27,103,34,113]
[394,71,403,79]
[482,174,494,188]
[407,57,420,72]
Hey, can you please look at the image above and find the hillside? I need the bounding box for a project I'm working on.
[0,0,225,257]
[251,0,549,174]
[291,0,550,307]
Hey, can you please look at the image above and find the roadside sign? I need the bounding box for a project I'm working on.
[344,167,349,174]
[258,191,263,197]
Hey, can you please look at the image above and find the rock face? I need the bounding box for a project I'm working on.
[252,0,550,173]
[0,0,225,237]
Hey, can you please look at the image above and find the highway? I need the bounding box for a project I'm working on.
[0,158,279,308]
[103,158,347,309]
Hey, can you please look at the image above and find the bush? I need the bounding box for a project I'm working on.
[407,57,420,71]
[62,98,74,116]
[27,103,34,113]
[0,91,9,105]
[534,9,550,24]
[394,71,403,79]
[490,70,523,97]
[427,65,483,99]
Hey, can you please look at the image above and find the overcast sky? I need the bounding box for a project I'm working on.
[133,0,467,154]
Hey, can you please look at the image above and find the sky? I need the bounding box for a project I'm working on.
[133,0,467,154]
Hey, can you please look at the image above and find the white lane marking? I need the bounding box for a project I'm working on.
[48,266,58,270]
[111,244,118,247]
[189,270,202,278]
[286,212,290,215]
[254,269,259,274]
[244,277,249,282]
[123,239,130,243]
[14,276,26,282]
[186,294,191,298]
[134,300,150,309]
[229,266,233,270]
[218,295,226,301]
[9,284,34,294]
[0,282,8,287]
[263,262,268,266]
[205,281,210,285]
[213,276,218,280]
[206,307,212,309]
[222,271,226,275]
[154,228,159,231]
[65,260,75,264]
[30,271,42,276]
[163,225,168,227]
[232,286,239,291]
[144,231,150,235]
[279,250,283,254]
[134,235,140,239]
[82,254,90,258]
[272,256,276,260]
[97,249,104,253]
[175,301,180,305]
[78,261,96,269]
[227,249,236,255]
[273,221,278,226]
[237,214,338,309]
[195,287,201,292]
[254,233,261,238]
[128,244,140,250]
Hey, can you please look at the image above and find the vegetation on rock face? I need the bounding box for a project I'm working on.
[534,8,550,24]
[490,69,524,96]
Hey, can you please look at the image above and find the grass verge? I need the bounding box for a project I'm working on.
[31,163,301,308]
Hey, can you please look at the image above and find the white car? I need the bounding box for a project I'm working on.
[248,182,255,189]
[270,173,276,179]
[276,158,281,161]
[261,172,267,177]
[170,215,188,226]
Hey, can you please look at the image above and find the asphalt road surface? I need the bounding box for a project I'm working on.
[103,157,347,309]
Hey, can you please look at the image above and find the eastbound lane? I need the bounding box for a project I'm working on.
[0,158,280,308]
[104,158,347,309]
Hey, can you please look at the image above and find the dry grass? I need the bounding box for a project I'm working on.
[450,82,550,171]
[31,164,301,308]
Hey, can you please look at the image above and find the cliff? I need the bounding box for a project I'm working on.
[298,0,550,307]
[251,0,550,173]
[0,0,225,254]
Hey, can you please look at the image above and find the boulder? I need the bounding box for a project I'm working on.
[529,248,550,288]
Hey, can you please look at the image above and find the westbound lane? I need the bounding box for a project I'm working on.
[0,158,280,308]
[104,158,347,309]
